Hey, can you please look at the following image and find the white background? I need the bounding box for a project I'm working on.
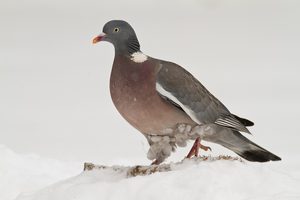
[1,0,299,165]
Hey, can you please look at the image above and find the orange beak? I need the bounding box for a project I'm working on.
[92,33,106,44]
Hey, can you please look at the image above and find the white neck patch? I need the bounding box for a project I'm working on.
[130,52,148,63]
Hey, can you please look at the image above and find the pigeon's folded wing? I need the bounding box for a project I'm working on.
[155,61,251,134]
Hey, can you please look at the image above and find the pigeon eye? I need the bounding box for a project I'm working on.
[113,28,120,33]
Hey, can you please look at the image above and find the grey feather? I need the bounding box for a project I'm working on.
[156,61,250,133]
[232,114,254,127]
[215,114,251,134]
[213,128,281,162]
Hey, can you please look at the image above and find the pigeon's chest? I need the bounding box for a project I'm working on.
[109,57,194,134]
[110,58,155,101]
[109,60,156,124]
[111,60,156,104]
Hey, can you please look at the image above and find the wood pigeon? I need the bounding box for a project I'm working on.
[93,20,281,164]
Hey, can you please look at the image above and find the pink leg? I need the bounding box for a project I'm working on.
[186,137,211,158]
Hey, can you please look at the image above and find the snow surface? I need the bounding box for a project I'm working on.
[0,145,296,200]
[1,0,300,199]
[0,145,81,200]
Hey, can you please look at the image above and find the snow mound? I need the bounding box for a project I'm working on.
[16,157,300,200]
[0,145,80,200]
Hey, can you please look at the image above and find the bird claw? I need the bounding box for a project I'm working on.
[200,144,212,152]
[186,137,212,158]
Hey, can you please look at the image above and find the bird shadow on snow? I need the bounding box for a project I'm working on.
[15,156,300,200]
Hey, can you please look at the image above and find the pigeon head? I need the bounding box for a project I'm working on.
[93,20,140,55]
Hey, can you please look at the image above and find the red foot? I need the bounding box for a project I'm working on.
[186,137,211,158]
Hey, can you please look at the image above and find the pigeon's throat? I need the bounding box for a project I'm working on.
[114,37,141,56]
[126,36,141,54]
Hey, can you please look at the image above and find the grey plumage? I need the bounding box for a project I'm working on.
[156,62,251,133]
[93,20,281,164]
[101,20,140,54]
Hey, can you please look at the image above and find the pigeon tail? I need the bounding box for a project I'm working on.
[218,130,281,162]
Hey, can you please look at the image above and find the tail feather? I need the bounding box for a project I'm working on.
[217,130,281,162]
[237,149,281,162]
[232,114,254,127]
